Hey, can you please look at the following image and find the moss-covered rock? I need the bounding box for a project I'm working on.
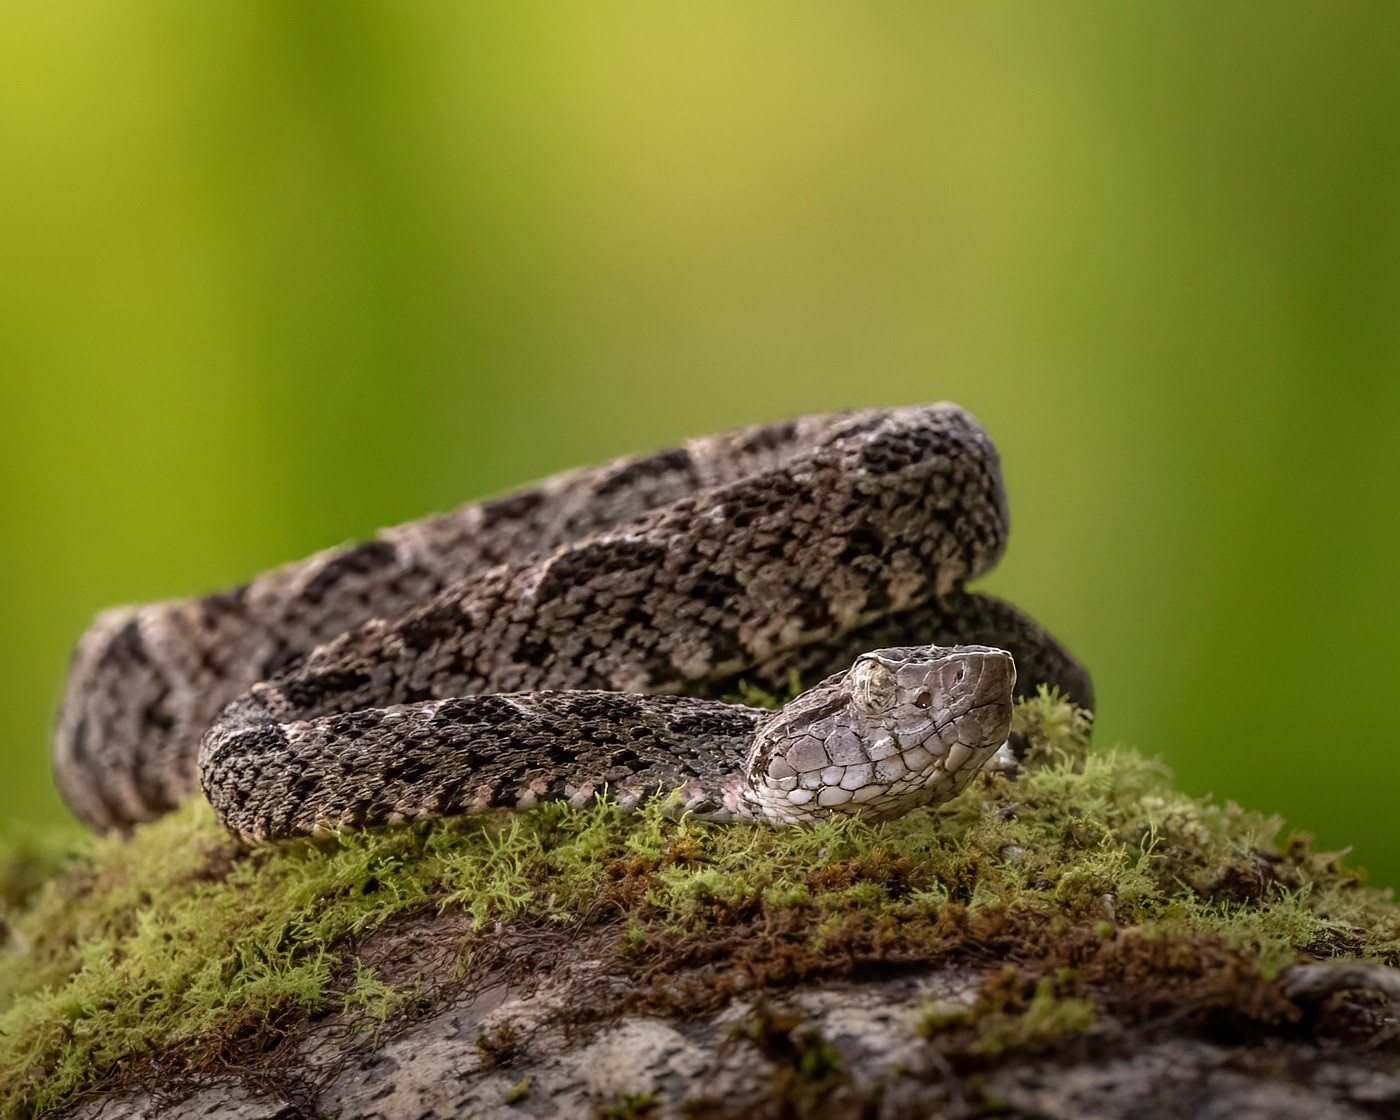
[2,693,1398,1118]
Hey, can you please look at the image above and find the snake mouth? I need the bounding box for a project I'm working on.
[885,694,1008,776]
[932,696,1014,772]
[931,695,1014,745]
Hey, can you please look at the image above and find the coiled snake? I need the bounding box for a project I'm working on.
[53,404,1091,841]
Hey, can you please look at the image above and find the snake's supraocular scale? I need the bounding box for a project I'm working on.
[53,403,1090,840]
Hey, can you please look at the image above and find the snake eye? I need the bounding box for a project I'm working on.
[914,691,932,709]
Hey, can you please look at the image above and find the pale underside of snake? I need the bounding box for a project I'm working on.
[52,404,1092,842]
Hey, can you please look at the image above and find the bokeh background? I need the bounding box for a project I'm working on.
[2,5,1397,879]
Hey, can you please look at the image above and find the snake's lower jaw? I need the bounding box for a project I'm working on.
[942,696,1015,762]
[931,688,1015,795]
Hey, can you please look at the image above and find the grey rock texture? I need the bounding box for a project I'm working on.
[57,926,1400,1120]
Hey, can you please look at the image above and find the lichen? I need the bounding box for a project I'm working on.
[0,690,1396,1117]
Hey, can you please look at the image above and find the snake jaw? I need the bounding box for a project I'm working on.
[744,645,1016,824]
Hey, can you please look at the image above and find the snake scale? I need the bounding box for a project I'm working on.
[53,404,1092,841]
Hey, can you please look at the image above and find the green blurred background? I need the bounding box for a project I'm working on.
[2,5,1397,879]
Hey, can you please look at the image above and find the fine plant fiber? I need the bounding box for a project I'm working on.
[0,691,1396,1116]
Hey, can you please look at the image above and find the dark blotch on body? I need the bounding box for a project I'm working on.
[479,488,547,530]
[302,540,400,605]
[859,427,939,476]
[595,447,696,498]
[532,539,668,603]
[279,669,374,712]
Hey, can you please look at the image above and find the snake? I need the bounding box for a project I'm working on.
[52,404,1092,841]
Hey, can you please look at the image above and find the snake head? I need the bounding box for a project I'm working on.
[746,644,1016,823]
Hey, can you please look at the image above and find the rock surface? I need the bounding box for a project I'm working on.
[58,927,1400,1120]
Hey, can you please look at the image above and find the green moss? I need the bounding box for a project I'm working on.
[595,1090,660,1118]
[921,967,1097,1055]
[0,690,1397,1116]
[0,830,77,915]
[340,962,405,1023]
[724,1004,846,1114]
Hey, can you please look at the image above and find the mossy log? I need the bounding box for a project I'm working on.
[3,695,1399,1119]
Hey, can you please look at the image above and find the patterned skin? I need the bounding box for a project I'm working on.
[53,404,1089,840]
[194,644,1014,840]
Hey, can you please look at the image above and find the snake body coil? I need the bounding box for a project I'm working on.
[53,404,1091,840]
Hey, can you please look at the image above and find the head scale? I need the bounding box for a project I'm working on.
[746,644,1017,823]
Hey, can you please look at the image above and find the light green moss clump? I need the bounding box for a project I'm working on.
[1,692,1397,1116]
[919,967,1098,1055]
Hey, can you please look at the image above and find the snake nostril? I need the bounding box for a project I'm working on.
[914,691,932,709]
